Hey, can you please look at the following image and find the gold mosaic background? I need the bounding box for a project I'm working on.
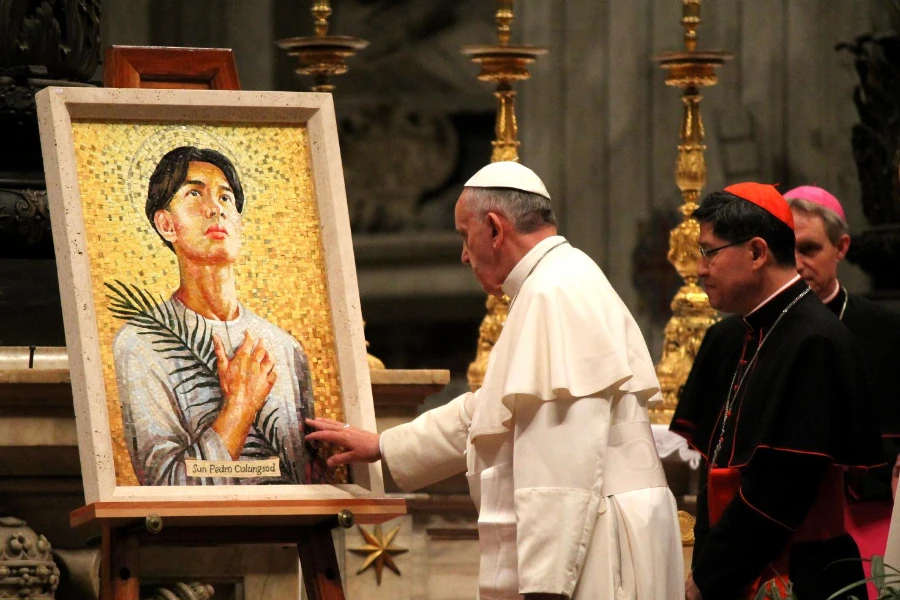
[70,121,346,486]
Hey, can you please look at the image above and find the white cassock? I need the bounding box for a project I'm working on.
[381,235,684,599]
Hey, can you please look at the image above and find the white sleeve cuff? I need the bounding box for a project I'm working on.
[379,393,470,491]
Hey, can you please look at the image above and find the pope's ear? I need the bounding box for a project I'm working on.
[486,212,504,247]
[153,210,177,244]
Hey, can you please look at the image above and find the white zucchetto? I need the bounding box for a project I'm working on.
[464,161,551,200]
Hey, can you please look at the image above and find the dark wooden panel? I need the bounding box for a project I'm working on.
[104,46,241,90]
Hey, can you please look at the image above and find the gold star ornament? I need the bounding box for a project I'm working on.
[349,524,409,585]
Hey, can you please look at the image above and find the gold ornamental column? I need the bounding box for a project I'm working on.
[650,0,732,423]
[462,1,547,390]
[277,2,385,369]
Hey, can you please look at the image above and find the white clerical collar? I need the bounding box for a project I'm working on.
[746,274,802,316]
[502,235,568,299]
[821,279,841,304]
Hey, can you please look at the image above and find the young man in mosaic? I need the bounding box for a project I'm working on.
[111,146,323,486]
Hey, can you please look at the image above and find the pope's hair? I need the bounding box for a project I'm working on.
[465,186,557,234]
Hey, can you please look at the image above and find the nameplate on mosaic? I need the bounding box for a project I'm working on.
[185,459,281,478]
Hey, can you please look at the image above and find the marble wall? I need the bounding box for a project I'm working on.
[518,0,893,351]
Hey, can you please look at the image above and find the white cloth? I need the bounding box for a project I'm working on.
[651,424,702,469]
[885,493,900,583]
[382,236,684,599]
[113,295,317,485]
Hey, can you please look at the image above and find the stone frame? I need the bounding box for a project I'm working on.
[35,88,383,503]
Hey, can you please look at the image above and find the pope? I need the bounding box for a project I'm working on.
[307,162,684,599]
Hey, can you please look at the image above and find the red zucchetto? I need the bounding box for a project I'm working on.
[724,182,795,230]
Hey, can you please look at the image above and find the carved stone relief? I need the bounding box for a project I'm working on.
[0,0,102,82]
[0,189,53,257]
[0,0,101,258]
[840,32,900,289]
[0,516,60,599]
[325,0,495,106]
[340,106,460,232]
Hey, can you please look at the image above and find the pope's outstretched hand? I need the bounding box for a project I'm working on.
[305,418,381,467]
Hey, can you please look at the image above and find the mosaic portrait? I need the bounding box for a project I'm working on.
[69,121,347,488]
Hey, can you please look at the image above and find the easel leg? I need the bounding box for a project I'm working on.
[298,521,346,600]
[101,525,141,600]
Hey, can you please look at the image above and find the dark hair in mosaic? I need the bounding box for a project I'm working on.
[145,146,245,251]
[693,190,795,266]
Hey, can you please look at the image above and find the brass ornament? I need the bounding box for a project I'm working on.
[337,509,355,529]
[145,514,163,534]
[311,0,332,37]
[466,294,509,390]
[277,7,385,369]
[495,0,515,46]
[464,0,546,391]
[364,321,386,370]
[492,83,521,163]
[366,353,386,370]
[678,510,696,545]
[349,524,408,585]
[651,0,732,424]
[276,0,369,93]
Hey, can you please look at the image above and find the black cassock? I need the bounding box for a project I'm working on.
[832,287,900,500]
[671,279,883,599]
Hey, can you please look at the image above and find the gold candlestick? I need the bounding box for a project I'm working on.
[276,2,382,370]
[276,0,368,93]
[462,1,547,391]
[651,0,732,423]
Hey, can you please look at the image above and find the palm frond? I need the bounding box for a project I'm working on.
[249,407,298,484]
[105,279,223,434]
[827,556,900,600]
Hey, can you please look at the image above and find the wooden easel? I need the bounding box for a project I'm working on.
[72,499,406,600]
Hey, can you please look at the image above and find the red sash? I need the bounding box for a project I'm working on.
[708,465,847,597]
